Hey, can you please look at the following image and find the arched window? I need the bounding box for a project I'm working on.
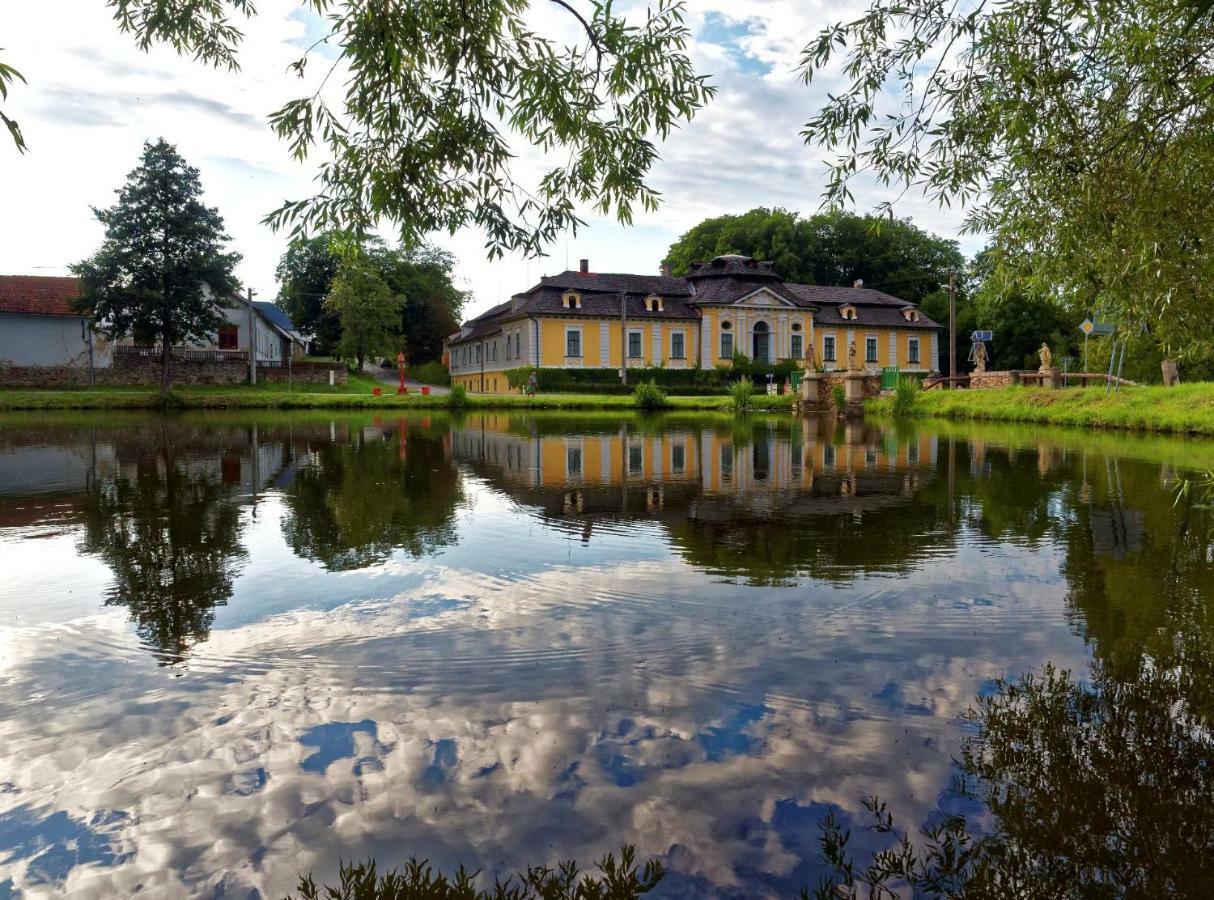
[719,319,733,358]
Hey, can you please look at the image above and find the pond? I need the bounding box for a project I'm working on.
[0,411,1211,897]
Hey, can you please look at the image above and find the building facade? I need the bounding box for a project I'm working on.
[446,255,944,393]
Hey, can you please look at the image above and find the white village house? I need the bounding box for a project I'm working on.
[0,276,306,380]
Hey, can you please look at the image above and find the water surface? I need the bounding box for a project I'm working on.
[0,411,1210,897]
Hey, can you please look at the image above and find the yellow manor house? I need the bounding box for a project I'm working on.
[445,254,944,393]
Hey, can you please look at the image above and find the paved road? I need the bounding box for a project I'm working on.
[368,366,450,396]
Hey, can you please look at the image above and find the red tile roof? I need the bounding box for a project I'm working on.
[0,275,82,317]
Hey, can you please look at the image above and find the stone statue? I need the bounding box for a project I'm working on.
[847,339,858,371]
[1037,343,1053,373]
[973,341,988,373]
[804,341,816,370]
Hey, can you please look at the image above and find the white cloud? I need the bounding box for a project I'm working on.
[0,1,982,322]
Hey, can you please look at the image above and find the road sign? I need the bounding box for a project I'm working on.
[971,330,993,342]
[1080,319,1115,336]
[1080,319,1094,336]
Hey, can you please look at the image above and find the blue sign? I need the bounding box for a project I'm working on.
[971,330,993,342]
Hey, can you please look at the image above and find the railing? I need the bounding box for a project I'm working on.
[114,345,249,362]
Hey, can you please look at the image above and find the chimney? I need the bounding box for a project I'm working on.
[853,278,864,288]
[579,258,589,274]
[660,262,673,277]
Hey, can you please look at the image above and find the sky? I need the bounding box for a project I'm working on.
[1,1,980,320]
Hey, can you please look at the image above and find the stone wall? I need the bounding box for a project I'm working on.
[0,356,346,388]
[969,370,1019,389]
[798,372,882,415]
[823,372,883,399]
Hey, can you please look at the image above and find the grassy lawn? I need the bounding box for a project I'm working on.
[867,383,1214,435]
[0,382,796,412]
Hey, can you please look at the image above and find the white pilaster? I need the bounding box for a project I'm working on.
[651,324,661,364]
[889,332,898,367]
[599,321,609,366]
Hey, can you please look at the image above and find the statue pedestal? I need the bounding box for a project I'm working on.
[843,372,866,403]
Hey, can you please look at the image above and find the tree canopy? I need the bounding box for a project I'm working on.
[6,1,714,257]
[663,207,964,306]
[276,234,467,361]
[798,0,1214,362]
[72,138,240,390]
[324,256,403,370]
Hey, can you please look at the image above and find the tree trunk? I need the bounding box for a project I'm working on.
[160,334,171,394]
[1162,358,1180,387]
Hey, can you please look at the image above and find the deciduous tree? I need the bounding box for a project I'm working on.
[14,1,714,258]
[72,138,241,391]
[323,256,403,370]
[664,207,963,306]
[798,0,1214,363]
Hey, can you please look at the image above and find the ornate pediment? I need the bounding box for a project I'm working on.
[731,288,793,308]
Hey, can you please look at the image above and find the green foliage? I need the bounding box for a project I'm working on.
[277,235,467,362]
[72,139,241,391]
[727,377,755,414]
[891,376,920,416]
[275,234,342,356]
[631,380,669,410]
[504,367,729,396]
[81,1,713,257]
[324,258,404,370]
[798,1,1214,361]
[664,207,964,305]
[0,48,26,152]
[408,361,452,387]
[831,384,846,413]
[449,384,469,409]
[290,847,663,900]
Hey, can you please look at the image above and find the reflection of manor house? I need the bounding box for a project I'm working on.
[446,255,944,393]
[450,417,937,548]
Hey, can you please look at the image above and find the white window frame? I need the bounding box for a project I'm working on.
[670,440,686,475]
[670,329,687,360]
[865,335,879,365]
[628,442,644,476]
[908,337,921,366]
[790,332,803,359]
[720,328,734,359]
[823,334,836,363]
[564,325,583,361]
[627,328,644,360]
[565,439,584,479]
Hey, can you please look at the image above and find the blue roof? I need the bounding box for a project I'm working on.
[253,301,296,333]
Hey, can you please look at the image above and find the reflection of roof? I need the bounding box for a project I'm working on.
[447,255,942,346]
[252,301,296,334]
[0,275,81,317]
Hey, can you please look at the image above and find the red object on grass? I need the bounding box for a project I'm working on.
[372,387,382,396]
[421,386,430,396]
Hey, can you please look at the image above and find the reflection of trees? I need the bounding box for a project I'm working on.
[816,654,1214,897]
[282,423,461,571]
[80,449,246,663]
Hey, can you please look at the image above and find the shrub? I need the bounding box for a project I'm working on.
[891,375,921,416]
[290,847,663,899]
[449,383,468,408]
[632,379,670,410]
[728,377,755,413]
[832,383,847,413]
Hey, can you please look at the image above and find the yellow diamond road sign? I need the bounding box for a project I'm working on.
[1080,319,1095,336]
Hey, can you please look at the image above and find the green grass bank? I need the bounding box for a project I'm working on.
[0,383,795,413]
[868,383,1214,436]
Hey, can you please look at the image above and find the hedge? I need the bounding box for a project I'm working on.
[504,359,802,396]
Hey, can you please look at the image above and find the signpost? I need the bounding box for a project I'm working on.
[396,351,407,395]
[1078,319,1114,373]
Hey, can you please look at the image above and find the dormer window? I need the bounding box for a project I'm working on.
[840,304,858,321]
[901,308,921,323]
[644,294,663,312]
[562,290,582,310]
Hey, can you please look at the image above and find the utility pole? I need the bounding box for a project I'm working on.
[620,290,628,387]
[948,272,956,387]
[246,287,257,385]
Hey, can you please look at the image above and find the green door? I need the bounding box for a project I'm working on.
[881,367,900,389]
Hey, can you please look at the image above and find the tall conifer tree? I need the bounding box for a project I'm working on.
[74,139,240,392]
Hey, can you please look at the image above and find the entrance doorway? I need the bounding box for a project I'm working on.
[752,321,770,362]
